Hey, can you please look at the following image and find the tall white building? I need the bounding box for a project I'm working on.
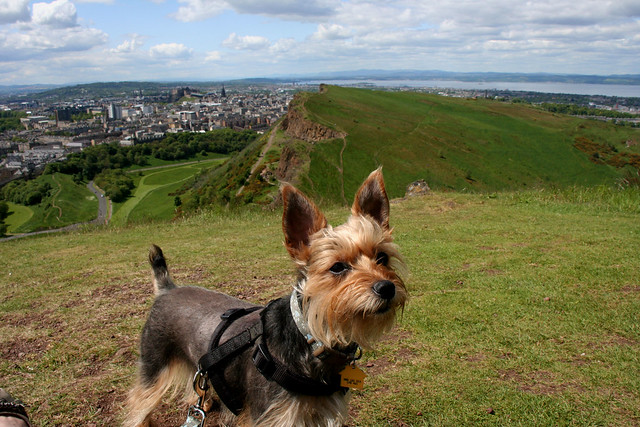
[108,103,122,120]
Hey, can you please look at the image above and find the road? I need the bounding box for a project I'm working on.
[87,180,109,224]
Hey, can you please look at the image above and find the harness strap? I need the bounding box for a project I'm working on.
[252,337,346,396]
[197,302,347,417]
[198,306,263,415]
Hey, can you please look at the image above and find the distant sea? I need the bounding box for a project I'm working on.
[302,79,640,98]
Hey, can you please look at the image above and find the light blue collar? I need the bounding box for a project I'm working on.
[289,290,325,356]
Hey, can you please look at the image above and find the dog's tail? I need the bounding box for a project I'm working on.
[149,244,176,295]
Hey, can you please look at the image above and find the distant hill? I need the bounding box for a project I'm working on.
[186,85,639,208]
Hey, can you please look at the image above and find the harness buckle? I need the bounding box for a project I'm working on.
[193,370,209,400]
[252,341,276,379]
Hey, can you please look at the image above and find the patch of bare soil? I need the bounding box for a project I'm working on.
[0,307,66,363]
[620,284,640,293]
[1,336,51,363]
[363,330,416,377]
[497,369,586,396]
[462,353,487,364]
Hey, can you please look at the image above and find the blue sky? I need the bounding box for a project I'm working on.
[1,0,639,85]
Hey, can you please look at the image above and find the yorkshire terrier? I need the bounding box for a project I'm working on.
[125,168,408,427]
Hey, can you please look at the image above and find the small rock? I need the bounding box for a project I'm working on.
[405,180,431,197]
[486,407,495,415]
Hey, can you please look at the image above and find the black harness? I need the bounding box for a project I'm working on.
[197,303,348,415]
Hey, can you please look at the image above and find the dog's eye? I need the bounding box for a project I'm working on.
[329,262,350,275]
[376,252,389,266]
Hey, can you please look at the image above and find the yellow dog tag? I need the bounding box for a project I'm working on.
[339,365,367,389]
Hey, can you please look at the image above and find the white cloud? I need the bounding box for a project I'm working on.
[149,42,193,58]
[270,37,296,53]
[312,23,351,40]
[0,0,30,24]
[0,27,107,61]
[32,0,78,28]
[0,0,107,63]
[172,0,338,22]
[110,34,145,53]
[204,50,222,61]
[222,32,270,50]
[172,0,227,22]
[229,0,337,20]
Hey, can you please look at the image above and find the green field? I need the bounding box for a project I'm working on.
[4,201,33,231]
[111,159,226,225]
[1,186,638,425]
[5,173,97,233]
[126,152,226,171]
[285,86,640,203]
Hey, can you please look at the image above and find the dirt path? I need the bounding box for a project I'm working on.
[42,173,63,224]
[51,174,63,221]
[237,125,279,196]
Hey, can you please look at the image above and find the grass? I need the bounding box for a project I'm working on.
[111,159,225,225]
[126,152,226,171]
[294,86,640,203]
[1,187,638,425]
[4,201,33,231]
[6,173,97,233]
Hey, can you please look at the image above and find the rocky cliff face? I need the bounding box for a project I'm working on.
[280,101,345,143]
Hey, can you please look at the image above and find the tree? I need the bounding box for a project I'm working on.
[0,201,9,236]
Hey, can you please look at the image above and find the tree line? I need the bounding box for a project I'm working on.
[45,128,257,181]
[0,111,27,132]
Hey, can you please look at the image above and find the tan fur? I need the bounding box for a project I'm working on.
[301,215,407,348]
[254,391,350,427]
[124,359,195,427]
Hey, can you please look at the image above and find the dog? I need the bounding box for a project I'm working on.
[125,168,408,427]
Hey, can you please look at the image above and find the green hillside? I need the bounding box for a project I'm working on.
[3,173,97,233]
[225,86,639,207]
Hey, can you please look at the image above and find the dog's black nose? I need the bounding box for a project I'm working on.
[372,280,396,300]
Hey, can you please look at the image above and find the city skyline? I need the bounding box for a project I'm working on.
[1,0,639,86]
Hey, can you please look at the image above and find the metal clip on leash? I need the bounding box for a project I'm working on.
[181,370,208,427]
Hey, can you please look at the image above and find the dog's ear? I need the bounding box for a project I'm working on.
[282,185,328,261]
[352,168,390,230]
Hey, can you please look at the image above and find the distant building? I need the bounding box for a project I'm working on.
[108,103,122,120]
[179,111,197,121]
[20,116,54,130]
[55,108,73,123]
